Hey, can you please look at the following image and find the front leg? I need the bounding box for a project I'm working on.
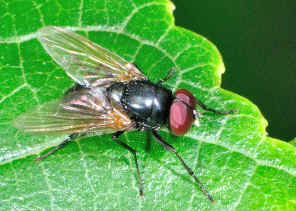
[195,99,237,115]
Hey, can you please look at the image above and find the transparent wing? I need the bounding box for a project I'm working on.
[37,26,147,87]
[14,87,134,134]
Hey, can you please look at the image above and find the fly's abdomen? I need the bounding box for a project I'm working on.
[106,82,126,106]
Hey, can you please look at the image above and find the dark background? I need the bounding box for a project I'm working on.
[173,0,296,141]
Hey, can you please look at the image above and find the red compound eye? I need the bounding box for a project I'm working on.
[169,89,196,136]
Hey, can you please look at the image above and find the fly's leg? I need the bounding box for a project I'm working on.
[152,130,215,203]
[174,97,236,120]
[112,131,144,196]
[195,98,237,115]
[35,133,79,161]
[158,68,176,84]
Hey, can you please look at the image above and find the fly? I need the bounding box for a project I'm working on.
[14,26,236,202]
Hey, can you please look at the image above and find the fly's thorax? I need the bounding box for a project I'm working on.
[120,80,173,129]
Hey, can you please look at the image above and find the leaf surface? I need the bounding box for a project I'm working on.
[0,0,295,210]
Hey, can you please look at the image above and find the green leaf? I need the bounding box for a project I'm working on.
[291,138,296,147]
[0,0,295,210]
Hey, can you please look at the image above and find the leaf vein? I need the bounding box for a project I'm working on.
[232,164,258,210]
[184,132,296,176]
[78,0,84,26]
[76,140,98,209]
[0,84,26,104]
[120,1,171,31]
[39,160,55,211]
[188,141,203,211]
